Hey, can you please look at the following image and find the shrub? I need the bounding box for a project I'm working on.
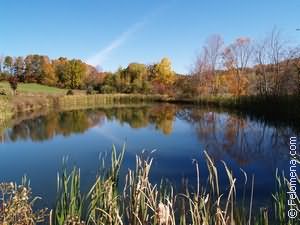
[101,85,116,94]
[86,86,93,95]
[66,89,74,95]
[0,181,48,225]
[0,73,8,81]
[0,89,6,95]
[8,76,18,94]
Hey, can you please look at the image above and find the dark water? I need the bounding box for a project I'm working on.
[0,103,298,208]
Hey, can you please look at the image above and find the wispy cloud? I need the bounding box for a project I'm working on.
[86,20,146,68]
[85,4,169,69]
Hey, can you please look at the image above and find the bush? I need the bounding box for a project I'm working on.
[86,86,93,95]
[66,89,74,95]
[0,89,6,95]
[101,85,116,94]
[8,76,18,94]
[0,73,8,81]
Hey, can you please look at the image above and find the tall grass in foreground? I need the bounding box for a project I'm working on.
[0,177,48,225]
[51,146,300,225]
[0,146,299,225]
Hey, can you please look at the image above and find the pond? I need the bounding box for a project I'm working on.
[0,103,298,208]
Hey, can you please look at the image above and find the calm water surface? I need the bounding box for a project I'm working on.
[0,103,298,207]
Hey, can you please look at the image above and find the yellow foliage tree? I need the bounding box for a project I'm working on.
[153,58,175,86]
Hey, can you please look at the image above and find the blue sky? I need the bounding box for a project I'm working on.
[0,0,299,74]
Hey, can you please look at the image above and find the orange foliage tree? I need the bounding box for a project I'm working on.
[223,37,253,96]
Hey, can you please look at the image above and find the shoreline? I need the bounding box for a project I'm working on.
[1,93,299,132]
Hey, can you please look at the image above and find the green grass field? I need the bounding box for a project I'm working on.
[0,81,66,95]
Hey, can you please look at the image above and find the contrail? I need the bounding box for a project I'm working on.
[86,20,146,68]
[85,3,170,69]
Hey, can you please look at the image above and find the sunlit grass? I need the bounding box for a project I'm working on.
[0,81,66,95]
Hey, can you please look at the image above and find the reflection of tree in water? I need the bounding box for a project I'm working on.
[2,104,295,166]
[4,110,105,142]
[2,104,178,142]
[149,104,176,135]
[103,107,150,129]
[177,107,293,166]
[102,104,177,135]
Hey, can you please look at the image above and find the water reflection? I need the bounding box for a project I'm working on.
[2,110,105,142]
[177,108,294,167]
[1,104,297,167]
[1,103,299,207]
[1,105,178,142]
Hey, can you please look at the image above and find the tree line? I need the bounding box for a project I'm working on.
[190,28,300,97]
[1,28,299,97]
[0,55,176,95]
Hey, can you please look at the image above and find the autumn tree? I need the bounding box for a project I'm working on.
[267,28,287,95]
[23,55,56,85]
[100,72,118,93]
[65,59,87,89]
[254,38,269,96]
[83,65,106,92]
[24,55,42,82]
[193,35,224,95]
[292,47,300,95]
[53,57,68,87]
[13,57,25,81]
[102,63,151,94]
[40,56,56,85]
[123,63,149,93]
[153,58,175,85]
[150,58,175,94]
[0,55,4,73]
[223,37,253,96]
[4,56,13,74]
[253,28,297,96]
[24,55,37,82]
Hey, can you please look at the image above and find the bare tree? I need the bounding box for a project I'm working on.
[268,28,287,95]
[254,38,269,96]
[203,34,224,74]
[290,46,300,95]
[254,28,296,96]
[0,55,4,73]
[193,34,224,95]
[223,37,253,96]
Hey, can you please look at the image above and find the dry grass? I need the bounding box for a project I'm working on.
[1,146,299,225]
[51,147,300,225]
[0,179,48,225]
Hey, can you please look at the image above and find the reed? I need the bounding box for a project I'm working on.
[0,177,48,225]
[0,96,12,123]
[1,146,299,225]
[54,162,84,225]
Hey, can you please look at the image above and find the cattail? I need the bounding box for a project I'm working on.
[157,202,170,225]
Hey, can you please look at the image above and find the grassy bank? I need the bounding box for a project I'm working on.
[1,80,299,133]
[8,94,167,114]
[0,81,67,95]
[0,146,299,225]
[56,94,167,110]
[0,96,12,121]
[2,93,299,137]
